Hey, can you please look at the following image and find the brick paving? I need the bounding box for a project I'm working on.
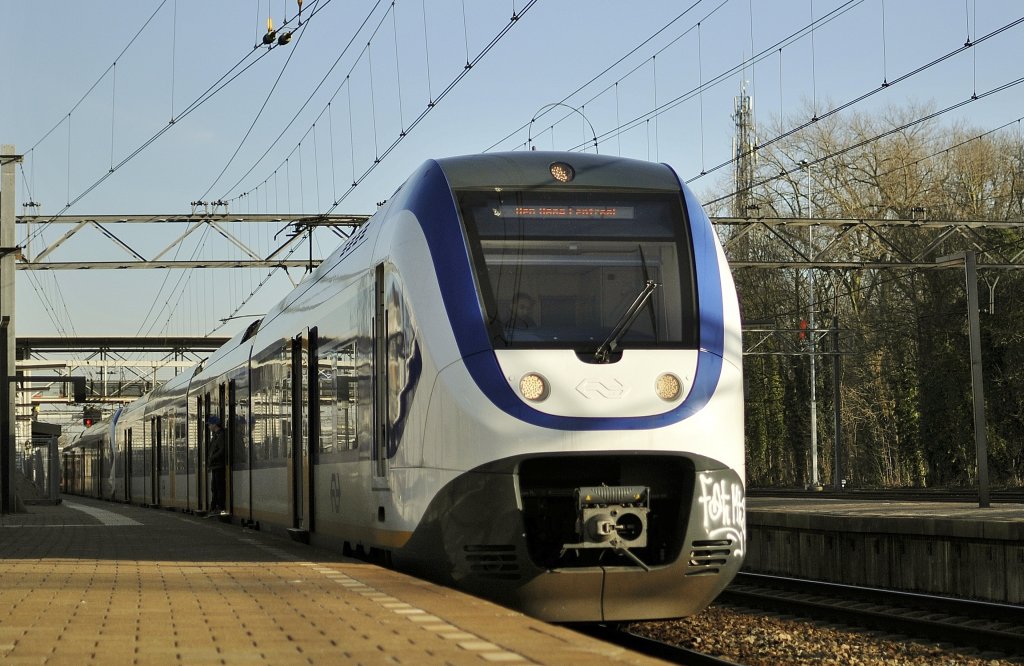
[0,497,664,665]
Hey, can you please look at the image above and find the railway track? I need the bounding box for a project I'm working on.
[747,487,1024,503]
[719,572,1024,656]
[576,624,744,666]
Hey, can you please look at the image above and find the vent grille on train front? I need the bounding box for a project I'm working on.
[464,545,521,580]
[686,539,733,576]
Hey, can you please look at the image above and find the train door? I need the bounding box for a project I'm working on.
[140,421,149,505]
[125,427,133,502]
[227,381,236,516]
[289,333,313,534]
[306,328,319,532]
[166,412,176,503]
[220,382,231,514]
[196,396,207,512]
[95,438,103,499]
[151,416,161,506]
[373,263,389,486]
[229,366,254,526]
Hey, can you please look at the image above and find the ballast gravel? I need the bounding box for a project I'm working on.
[628,605,1024,666]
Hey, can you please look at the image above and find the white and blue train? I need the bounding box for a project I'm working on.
[62,151,745,622]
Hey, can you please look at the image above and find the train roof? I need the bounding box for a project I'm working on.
[63,420,108,451]
[435,151,681,192]
[199,318,260,370]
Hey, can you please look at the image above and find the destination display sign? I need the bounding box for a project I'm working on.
[498,205,635,220]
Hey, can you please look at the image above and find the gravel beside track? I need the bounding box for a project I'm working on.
[628,605,1024,666]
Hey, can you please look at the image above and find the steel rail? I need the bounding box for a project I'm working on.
[747,488,1024,503]
[721,572,1024,655]
[575,624,747,666]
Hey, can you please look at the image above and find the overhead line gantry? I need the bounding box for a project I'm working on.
[16,213,369,270]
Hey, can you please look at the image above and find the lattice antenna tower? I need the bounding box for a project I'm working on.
[732,80,756,218]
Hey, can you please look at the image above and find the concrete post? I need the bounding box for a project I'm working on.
[1,145,18,513]
[937,251,990,508]
[832,314,842,491]
[963,251,990,508]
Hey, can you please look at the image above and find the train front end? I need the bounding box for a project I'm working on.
[399,152,744,622]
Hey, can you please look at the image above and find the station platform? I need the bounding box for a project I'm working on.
[745,495,1024,604]
[0,496,665,666]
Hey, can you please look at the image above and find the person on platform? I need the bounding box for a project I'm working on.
[207,415,227,514]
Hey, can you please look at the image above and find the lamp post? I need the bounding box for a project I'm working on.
[936,251,990,508]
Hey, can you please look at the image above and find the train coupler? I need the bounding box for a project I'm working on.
[563,485,651,570]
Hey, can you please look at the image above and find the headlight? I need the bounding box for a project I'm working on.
[655,373,682,401]
[519,373,549,401]
[549,162,575,183]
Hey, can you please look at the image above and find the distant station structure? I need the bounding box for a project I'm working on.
[2,143,373,510]
[16,336,230,404]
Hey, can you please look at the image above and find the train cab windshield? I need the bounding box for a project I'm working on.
[457,190,699,353]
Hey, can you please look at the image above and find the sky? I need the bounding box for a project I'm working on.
[3,0,1023,341]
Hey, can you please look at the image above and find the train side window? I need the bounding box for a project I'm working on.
[317,341,358,455]
[337,342,357,451]
[253,386,269,463]
[318,353,336,455]
[174,409,187,474]
[270,378,281,461]
[278,340,293,461]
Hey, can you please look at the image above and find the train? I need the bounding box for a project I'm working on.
[61,151,746,623]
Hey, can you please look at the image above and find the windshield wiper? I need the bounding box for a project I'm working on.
[594,279,660,363]
[638,244,659,344]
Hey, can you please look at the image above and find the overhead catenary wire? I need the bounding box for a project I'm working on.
[65,115,71,207]
[557,0,867,154]
[652,56,659,161]
[228,0,539,215]
[741,231,1024,352]
[318,0,540,212]
[482,0,709,153]
[698,21,705,173]
[313,124,321,211]
[562,11,1023,181]
[460,0,471,67]
[809,0,818,118]
[23,272,75,339]
[703,71,1024,208]
[369,42,380,162]
[328,103,337,202]
[25,0,170,155]
[392,5,406,133]
[170,0,178,122]
[677,13,1024,189]
[299,143,306,211]
[18,2,1021,350]
[110,63,117,172]
[215,0,387,202]
[421,0,434,103]
[138,223,216,338]
[829,115,1024,212]
[506,0,856,154]
[196,4,316,202]
[748,0,756,99]
[198,1,538,328]
[880,0,888,85]
[22,0,332,252]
